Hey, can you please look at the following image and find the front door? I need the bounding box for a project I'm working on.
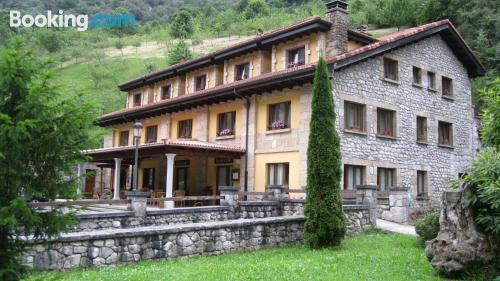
[216,165,232,189]
[85,169,96,195]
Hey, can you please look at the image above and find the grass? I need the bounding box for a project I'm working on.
[53,57,169,114]
[26,231,446,281]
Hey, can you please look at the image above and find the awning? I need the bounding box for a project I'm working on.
[83,139,246,163]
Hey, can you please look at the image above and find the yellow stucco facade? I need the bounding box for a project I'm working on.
[254,152,300,192]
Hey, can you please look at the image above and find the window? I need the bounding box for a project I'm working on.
[178,119,193,139]
[438,121,453,146]
[377,168,396,191]
[287,47,305,68]
[413,66,422,85]
[383,58,398,81]
[145,125,158,143]
[133,93,141,107]
[417,170,427,197]
[377,108,396,137]
[344,101,366,132]
[119,131,129,146]
[195,75,207,91]
[143,168,155,189]
[267,163,289,187]
[235,63,250,81]
[161,85,171,100]
[217,111,236,137]
[344,165,365,190]
[416,116,427,143]
[268,102,291,130]
[442,76,453,97]
[427,72,436,89]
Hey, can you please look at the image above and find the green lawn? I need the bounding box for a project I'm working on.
[27,231,446,281]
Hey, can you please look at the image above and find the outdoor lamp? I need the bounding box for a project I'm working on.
[133,121,143,139]
[132,121,143,191]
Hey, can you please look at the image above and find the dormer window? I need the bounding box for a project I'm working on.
[287,47,305,68]
[235,63,250,81]
[161,85,171,100]
[133,93,141,107]
[195,75,207,91]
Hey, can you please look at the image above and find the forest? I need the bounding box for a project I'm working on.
[0,0,497,114]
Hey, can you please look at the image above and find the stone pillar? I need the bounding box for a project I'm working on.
[113,158,122,200]
[164,153,176,209]
[76,163,83,196]
[355,185,378,224]
[266,185,286,201]
[125,190,149,217]
[385,186,411,224]
[219,186,240,218]
[325,0,348,58]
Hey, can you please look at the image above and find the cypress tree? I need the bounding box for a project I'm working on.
[304,56,346,248]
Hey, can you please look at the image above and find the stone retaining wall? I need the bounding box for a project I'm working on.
[24,216,305,270]
[72,206,232,233]
[24,205,373,270]
[239,201,280,218]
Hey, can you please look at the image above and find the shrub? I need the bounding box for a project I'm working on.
[463,147,500,237]
[415,211,440,241]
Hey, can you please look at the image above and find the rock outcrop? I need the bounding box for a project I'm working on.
[425,186,498,274]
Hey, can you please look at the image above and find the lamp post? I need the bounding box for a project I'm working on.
[132,121,143,191]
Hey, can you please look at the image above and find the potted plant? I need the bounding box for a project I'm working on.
[158,199,165,209]
[271,120,286,130]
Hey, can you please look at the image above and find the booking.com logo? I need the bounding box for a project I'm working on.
[9,10,136,31]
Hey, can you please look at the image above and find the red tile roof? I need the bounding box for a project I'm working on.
[97,19,484,126]
[83,139,246,155]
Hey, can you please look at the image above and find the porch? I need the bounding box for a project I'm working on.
[82,139,246,207]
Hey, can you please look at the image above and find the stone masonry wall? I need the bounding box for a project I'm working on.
[71,206,232,233]
[332,35,476,203]
[24,217,305,270]
[24,205,372,270]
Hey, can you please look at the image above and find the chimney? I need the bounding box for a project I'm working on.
[325,0,348,57]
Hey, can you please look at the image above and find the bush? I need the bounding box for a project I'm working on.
[415,211,440,241]
[463,147,500,237]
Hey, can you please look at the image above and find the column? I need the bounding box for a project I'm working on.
[76,163,83,196]
[165,153,176,209]
[113,158,122,200]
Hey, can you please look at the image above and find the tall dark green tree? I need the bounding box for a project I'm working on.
[170,10,194,39]
[304,57,346,248]
[0,39,98,280]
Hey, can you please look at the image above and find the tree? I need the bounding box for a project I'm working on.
[243,0,270,19]
[170,10,194,39]
[479,78,500,148]
[37,29,63,53]
[114,39,125,56]
[304,57,346,248]
[380,0,417,30]
[0,39,98,280]
[167,40,193,65]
